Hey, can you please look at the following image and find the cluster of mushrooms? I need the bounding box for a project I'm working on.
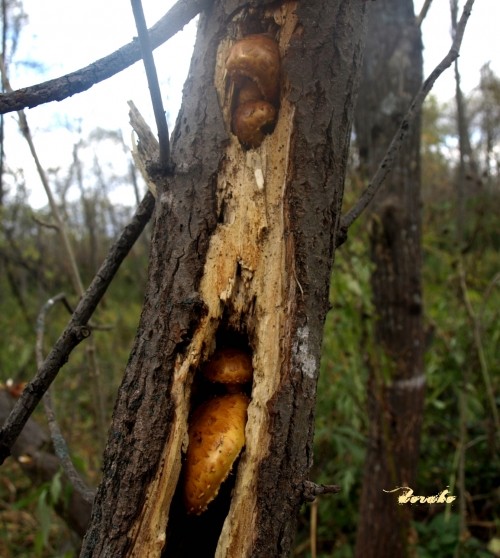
[225,34,280,148]
[183,348,253,515]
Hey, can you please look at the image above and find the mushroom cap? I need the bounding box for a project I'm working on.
[231,100,277,148]
[184,393,249,515]
[202,347,253,385]
[226,34,280,104]
[236,78,262,105]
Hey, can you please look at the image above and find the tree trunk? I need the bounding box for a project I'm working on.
[80,1,366,557]
[353,2,425,557]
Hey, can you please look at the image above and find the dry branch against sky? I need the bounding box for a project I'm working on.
[4,0,499,207]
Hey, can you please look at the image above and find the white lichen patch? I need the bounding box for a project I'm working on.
[293,326,317,379]
[391,374,426,391]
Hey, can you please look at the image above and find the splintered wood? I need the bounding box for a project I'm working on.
[127,4,299,557]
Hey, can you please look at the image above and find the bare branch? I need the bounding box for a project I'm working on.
[339,0,476,235]
[131,0,171,168]
[36,293,96,504]
[1,54,110,446]
[301,480,341,503]
[416,0,433,27]
[0,0,211,114]
[31,214,60,231]
[0,190,155,464]
[42,390,96,504]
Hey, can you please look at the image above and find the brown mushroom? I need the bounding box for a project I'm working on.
[226,34,280,104]
[231,100,277,149]
[202,347,253,385]
[225,34,280,148]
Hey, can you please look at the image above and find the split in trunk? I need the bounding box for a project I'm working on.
[81,1,367,556]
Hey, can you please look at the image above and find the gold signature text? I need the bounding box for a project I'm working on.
[383,486,457,505]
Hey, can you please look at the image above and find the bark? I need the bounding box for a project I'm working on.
[354,1,425,557]
[80,1,366,557]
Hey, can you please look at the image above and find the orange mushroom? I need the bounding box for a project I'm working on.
[184,393,249,515]
[202,347,253,385]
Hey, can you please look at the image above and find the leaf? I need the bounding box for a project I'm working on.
[35,488,51,556]
[50,470,63,505]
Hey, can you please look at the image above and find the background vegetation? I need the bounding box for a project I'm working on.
[302,83,500,557]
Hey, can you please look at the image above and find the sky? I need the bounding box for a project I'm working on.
[4,0,500,208]
[416,0,500,97]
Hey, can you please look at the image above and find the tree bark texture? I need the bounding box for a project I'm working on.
[80,1,366,557]
[354,2,425,557]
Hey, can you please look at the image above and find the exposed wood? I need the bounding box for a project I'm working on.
[81,1,367,556]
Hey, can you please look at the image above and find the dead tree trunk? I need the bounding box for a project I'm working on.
[353,1,425,557]
[80,1,366,556]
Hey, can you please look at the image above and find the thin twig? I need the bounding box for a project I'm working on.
[416,0,433,27]
[43,390,96,504]
[0,0,211,115]
[0,190,155,464]
[31,215,60,232]
[36,293,95,504]
[310,497,318,558]
[131,0,171,168]
[340,0,476,234]
[457,387,469,548]
[480,272,500,322]
[0,57,85,298]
